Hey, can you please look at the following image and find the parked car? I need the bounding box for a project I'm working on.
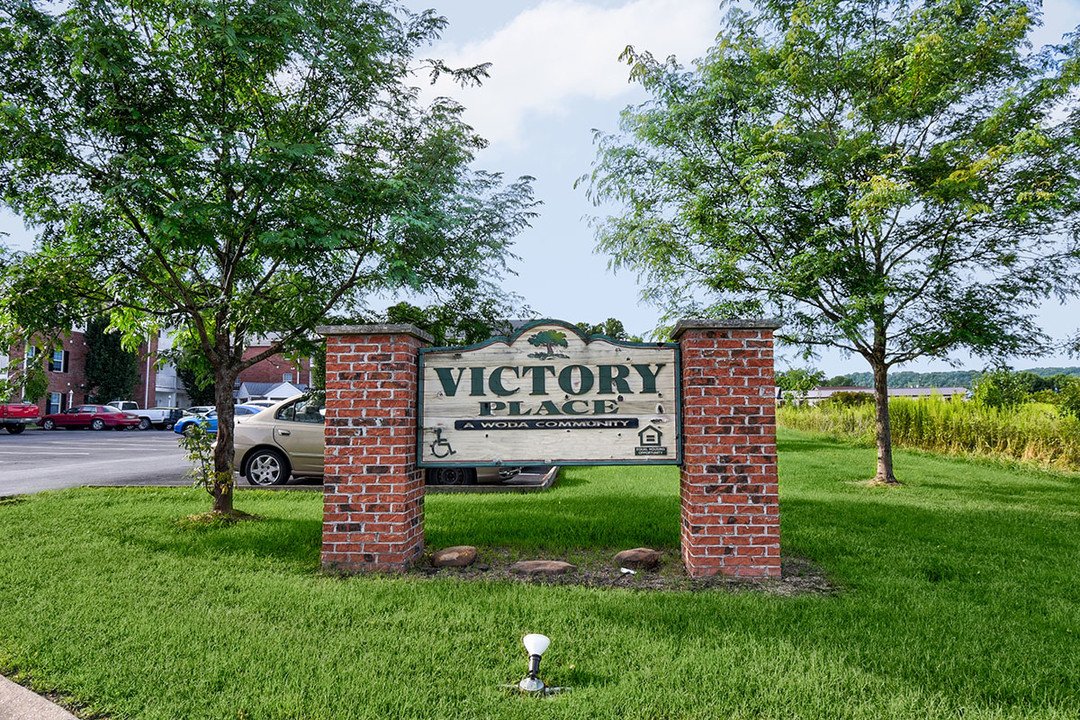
[233,394,520,487]
[173,404,263,436]
[40,404,141,431]
[184,406,214,416]
[0,401,40,434]
[105,401,183,430]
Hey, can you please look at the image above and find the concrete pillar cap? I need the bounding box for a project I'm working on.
[672,318,781,339]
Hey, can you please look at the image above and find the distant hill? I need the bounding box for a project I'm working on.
[841,367,1080,389]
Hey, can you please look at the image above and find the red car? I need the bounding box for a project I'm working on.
[40,404,142,431]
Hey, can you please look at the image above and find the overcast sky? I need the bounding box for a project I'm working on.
[3,0,1080,376]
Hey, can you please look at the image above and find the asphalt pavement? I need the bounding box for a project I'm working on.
[0,427,190,495]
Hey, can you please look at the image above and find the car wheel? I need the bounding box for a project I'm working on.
[5,424,25,435]
[91,418,105,431]
[137,418,151,431]
[162,423,174,431]
[182,425,198,437]
[246,449,290,486]
[42,418,56,431]
[430,467,477,486]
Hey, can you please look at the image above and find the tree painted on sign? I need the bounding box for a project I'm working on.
[527,330,569,359]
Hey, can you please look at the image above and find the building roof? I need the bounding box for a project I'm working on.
[236,381,306,400]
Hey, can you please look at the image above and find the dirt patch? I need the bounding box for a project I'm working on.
[407,547,838,596]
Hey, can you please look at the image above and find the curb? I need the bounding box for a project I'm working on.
[426,466,559,494]
[0,675,78,720]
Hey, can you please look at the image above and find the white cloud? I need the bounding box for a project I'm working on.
[421,0,722,148]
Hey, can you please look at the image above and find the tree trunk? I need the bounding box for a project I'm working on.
[871,358,899,485]
[211,363,238,513]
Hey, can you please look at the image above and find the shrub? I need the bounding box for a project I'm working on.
[824,391,874,408]
[971,368,1029,409]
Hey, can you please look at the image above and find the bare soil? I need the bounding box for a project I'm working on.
[409,547,838,596]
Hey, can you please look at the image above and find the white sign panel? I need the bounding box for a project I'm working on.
[419,321,680,466]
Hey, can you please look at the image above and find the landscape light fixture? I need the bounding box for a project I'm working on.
[518,633,550,693]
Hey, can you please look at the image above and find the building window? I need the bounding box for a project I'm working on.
[282,372,293,383]
[47,392,65,415]
[49,349,69,373]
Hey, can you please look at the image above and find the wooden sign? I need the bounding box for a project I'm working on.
[418,320,680,466]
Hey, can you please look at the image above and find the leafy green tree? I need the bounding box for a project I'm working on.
[584,0,1080,484]
[175,360,216,407]
[1056,378,1080,418]
[825,375,857,388]
[775,367,825,404]
[971,367,1031,410]
[83,316,140,403]
[0,0,535,513]
[575,318,643,342]
[384,297,518,347]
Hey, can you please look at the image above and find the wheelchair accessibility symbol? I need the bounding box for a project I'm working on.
[430,428,456,458]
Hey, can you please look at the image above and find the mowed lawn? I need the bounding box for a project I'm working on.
[0,429,1078,719]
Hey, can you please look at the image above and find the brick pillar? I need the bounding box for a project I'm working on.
[318,324,432,572]
[674,319,781,579]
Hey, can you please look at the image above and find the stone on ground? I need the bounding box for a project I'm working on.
[614,547,661,570]
[510,560,576,576]
[431,545,477,568]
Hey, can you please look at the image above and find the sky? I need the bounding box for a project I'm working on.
[3,0,1080,376]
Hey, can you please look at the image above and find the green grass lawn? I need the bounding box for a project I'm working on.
[1,428,1078,719]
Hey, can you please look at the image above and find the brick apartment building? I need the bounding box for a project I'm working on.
[237,345,312,388]
[1,333,311,413]
[2,331,158,415]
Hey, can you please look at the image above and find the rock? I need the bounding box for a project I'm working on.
[510,560,576,576]
[614,548,661,570]
[431,545,477,568]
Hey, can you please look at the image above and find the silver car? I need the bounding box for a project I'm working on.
[233,395,519,486]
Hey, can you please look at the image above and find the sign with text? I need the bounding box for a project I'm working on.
[419,320,680,466]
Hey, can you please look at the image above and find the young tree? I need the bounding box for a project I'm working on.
[574,317,639,343]
[584,0,1080,484]
[0,0,536,513]
[83,316,140,403]
[175,361,216,407]
[776,367,825,405]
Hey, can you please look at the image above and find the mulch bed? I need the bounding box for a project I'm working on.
[408,548,837,596]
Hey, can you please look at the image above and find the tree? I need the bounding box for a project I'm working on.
[971,366,1034,409]
[0,0,536,514]
[383,296,519,347]
[83,316,140,403]
[574,317,645,342]
[584,0,1080,484]
[825,375,856,388]
[775,367,825,404]
[175,358,216,407]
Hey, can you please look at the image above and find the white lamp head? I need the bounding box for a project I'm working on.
[522,633,550,657]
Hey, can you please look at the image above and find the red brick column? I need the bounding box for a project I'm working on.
[674,319,781,579]
[317,324,432,572]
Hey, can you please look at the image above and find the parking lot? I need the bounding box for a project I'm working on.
[0,428,551,495]
[0,429,194,495]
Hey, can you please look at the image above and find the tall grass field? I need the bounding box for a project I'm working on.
[0,429,1078,719]
[779,396,1080,469]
